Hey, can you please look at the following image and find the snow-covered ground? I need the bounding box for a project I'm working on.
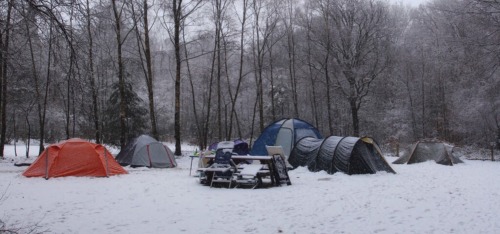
[1,142,499,234]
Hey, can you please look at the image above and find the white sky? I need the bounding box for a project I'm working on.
[390,0,429,7]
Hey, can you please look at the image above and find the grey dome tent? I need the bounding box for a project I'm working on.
[115,135,177,168]
[393,139,463,166]
[288,136,395,175]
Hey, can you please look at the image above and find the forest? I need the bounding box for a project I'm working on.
[0,0,498,156]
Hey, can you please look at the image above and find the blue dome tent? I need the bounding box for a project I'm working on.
[250,118,322,158]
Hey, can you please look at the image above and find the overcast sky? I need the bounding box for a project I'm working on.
[389,0,429,7]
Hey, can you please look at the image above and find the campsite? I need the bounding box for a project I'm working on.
[0,0,499,233]
[1,141,500,233]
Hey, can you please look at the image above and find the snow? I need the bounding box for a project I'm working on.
[1,143,500,234]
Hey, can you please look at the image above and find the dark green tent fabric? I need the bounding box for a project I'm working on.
[289,136,395,175]
[115,135,177,168]
[393,140,463,166]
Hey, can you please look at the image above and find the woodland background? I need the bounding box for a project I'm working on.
[0,0,498,156]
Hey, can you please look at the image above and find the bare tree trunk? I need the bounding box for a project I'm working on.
[222,35,233,139]
[215,0,223,141]
[142,0,158,140]
[86,0,100,143]
[202,45,216,148]
[305,21,319,129]
[183,24,203,149]
[24,5,43,153]
[200,17,219,147]
[303,8,321,129]
[496,115,500,150]
[420,58,426,138]
[131,0,158,140]
[252,0,264,132]
[228,0,248,139]
[40,14,53,153]
[0,0,12,157]
[65,3,75,140]
[111,0,127,149]
[324,55,334,135]
[349,97,360,136]
[285,0,298,118]
[268,44,275,120]
[438,71,449,140]
[173,0,183,155]
[318,2,334,135]
[25,114,31,158]
[403,67,418,141]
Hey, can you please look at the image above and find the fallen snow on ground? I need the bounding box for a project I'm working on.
[1,143,500,234]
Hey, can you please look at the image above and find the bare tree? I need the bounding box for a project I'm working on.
[0,0,13,158]
[326,0,392,136]
[227,0,250,139]
[296,3,322,130]
[250,0,280,133]
[111,0,128,148]
[83,0,101,143]
[283,0,299,118]
[131,0,159,140]
[163,0,203,155]
[309,0,337,135]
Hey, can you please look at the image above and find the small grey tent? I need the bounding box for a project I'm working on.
[288,136,395,175]
[115,135,177,168]
[393,139,463,166]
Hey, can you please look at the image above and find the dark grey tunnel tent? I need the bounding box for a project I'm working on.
[288,136,395,175]
[115,135,177,168]
[393,139,463,166]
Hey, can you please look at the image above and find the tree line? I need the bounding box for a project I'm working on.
[0,0,498,157]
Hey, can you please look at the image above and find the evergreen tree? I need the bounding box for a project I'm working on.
[102,82,148,146]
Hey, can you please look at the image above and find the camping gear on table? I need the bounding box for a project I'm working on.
[209,139,249,156]
[198,142,290,188]
[209,139,250,165]
[199,141,238,188]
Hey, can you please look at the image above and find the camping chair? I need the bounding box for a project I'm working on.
[208,142,237,188]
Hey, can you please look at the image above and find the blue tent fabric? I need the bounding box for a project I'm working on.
[250,118,322,156]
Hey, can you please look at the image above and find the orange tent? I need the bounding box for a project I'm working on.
[23,138,127,179]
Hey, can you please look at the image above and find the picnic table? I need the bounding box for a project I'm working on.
[197,154,290,188]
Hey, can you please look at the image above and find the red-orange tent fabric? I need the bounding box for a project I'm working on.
[23,138,127,178]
